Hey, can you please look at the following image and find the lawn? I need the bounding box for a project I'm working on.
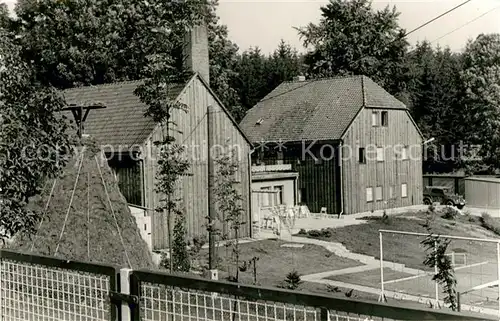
[326,267,413,288]
[202,238,361,288]
[295,209,500,271]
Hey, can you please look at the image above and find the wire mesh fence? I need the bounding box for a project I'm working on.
[0,250,116,321]
[131,270,489,321]
[379,229,500,317]
[137,282,398,321]
[0,249,495,321]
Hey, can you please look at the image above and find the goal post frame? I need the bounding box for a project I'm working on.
[378,229,500,316]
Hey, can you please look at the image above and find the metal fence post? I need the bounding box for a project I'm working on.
[378,231,386,303]
[120,268,133,321]
[497,242,500,319]
[320,307,328,321]
[434,240,439,308]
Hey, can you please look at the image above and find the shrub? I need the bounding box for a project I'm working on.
[159,254,170,270]
[279,270,302,290]
[172,215,191,272]
[298,228,307,235]
[326,284,341,293]
[381,211,391,225]
[441,207,459,220]
[480,213,500,235]
[321,229,332,238]
[307,229,321,237]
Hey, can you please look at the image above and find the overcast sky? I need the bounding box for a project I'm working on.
[3,0,500,54]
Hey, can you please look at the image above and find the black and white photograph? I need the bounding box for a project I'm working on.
[1,0,500,320]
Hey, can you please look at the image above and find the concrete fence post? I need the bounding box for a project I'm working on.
[120,268,133,321]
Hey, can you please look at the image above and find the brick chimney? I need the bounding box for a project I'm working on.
[184,24,210,84]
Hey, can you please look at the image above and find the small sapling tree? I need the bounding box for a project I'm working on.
[172,214,191,272]
[135,54,190,273]
[421,208,458,310]
[280,270,302,290]
[213,147,245,282]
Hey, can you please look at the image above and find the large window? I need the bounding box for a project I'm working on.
[260,187,271,207]
[260,185,284,207]
[366,187,373,202]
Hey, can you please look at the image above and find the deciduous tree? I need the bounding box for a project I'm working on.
[297,0,409,95]
[459,34,500,173]
[13,0,212,88]
[0,28,71,242]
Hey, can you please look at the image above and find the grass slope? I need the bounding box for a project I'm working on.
[10,139,154,269]
[297,210,500,270]
[204,239,361,287]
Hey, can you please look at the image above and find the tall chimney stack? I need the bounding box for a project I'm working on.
[184,24,210,84]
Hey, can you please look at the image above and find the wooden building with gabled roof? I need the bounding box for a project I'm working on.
[240,75,424,215]
[62,26,253,250]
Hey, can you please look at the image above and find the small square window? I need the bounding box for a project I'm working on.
[401,183,408,198]
[366,187,373,202]
[372,111,379,126]
[375,186,383,201]
[358,147,366,164]
[381,111,388,127]
[376,147,384,162]
[401,146,409,160]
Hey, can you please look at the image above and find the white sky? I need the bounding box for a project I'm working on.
[3,0,500,54]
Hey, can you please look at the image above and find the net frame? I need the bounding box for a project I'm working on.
[378,229,500,317]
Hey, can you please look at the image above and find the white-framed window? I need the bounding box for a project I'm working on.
[372,111,379,126]
[401,183,408,198]
[260,187,271,207]
[260,186,284,207]
[389,186,394,199]
[381,111,388,127]
[274,185,284,205]
[366,187,373,202]
[376,147,384,162]
[376,186,383,201]
[402,146,409,160]
[359,147,366,164]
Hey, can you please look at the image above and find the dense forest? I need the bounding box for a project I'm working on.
[2,0,500,240]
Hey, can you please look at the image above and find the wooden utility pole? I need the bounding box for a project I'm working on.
[207,105,217,270]
[61,103,106,138]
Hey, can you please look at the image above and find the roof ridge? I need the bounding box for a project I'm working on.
[62,79,145,92]
[281,74,364,84]
[63,76,189,92]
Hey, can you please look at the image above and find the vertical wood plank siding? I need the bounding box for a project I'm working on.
[464,178,500,208]
[143,77,251,250]
[342,109,423,214]
[256,144,341,214]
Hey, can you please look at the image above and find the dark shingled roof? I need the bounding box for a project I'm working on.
[240,75,406,143]
[62,80,186,150]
